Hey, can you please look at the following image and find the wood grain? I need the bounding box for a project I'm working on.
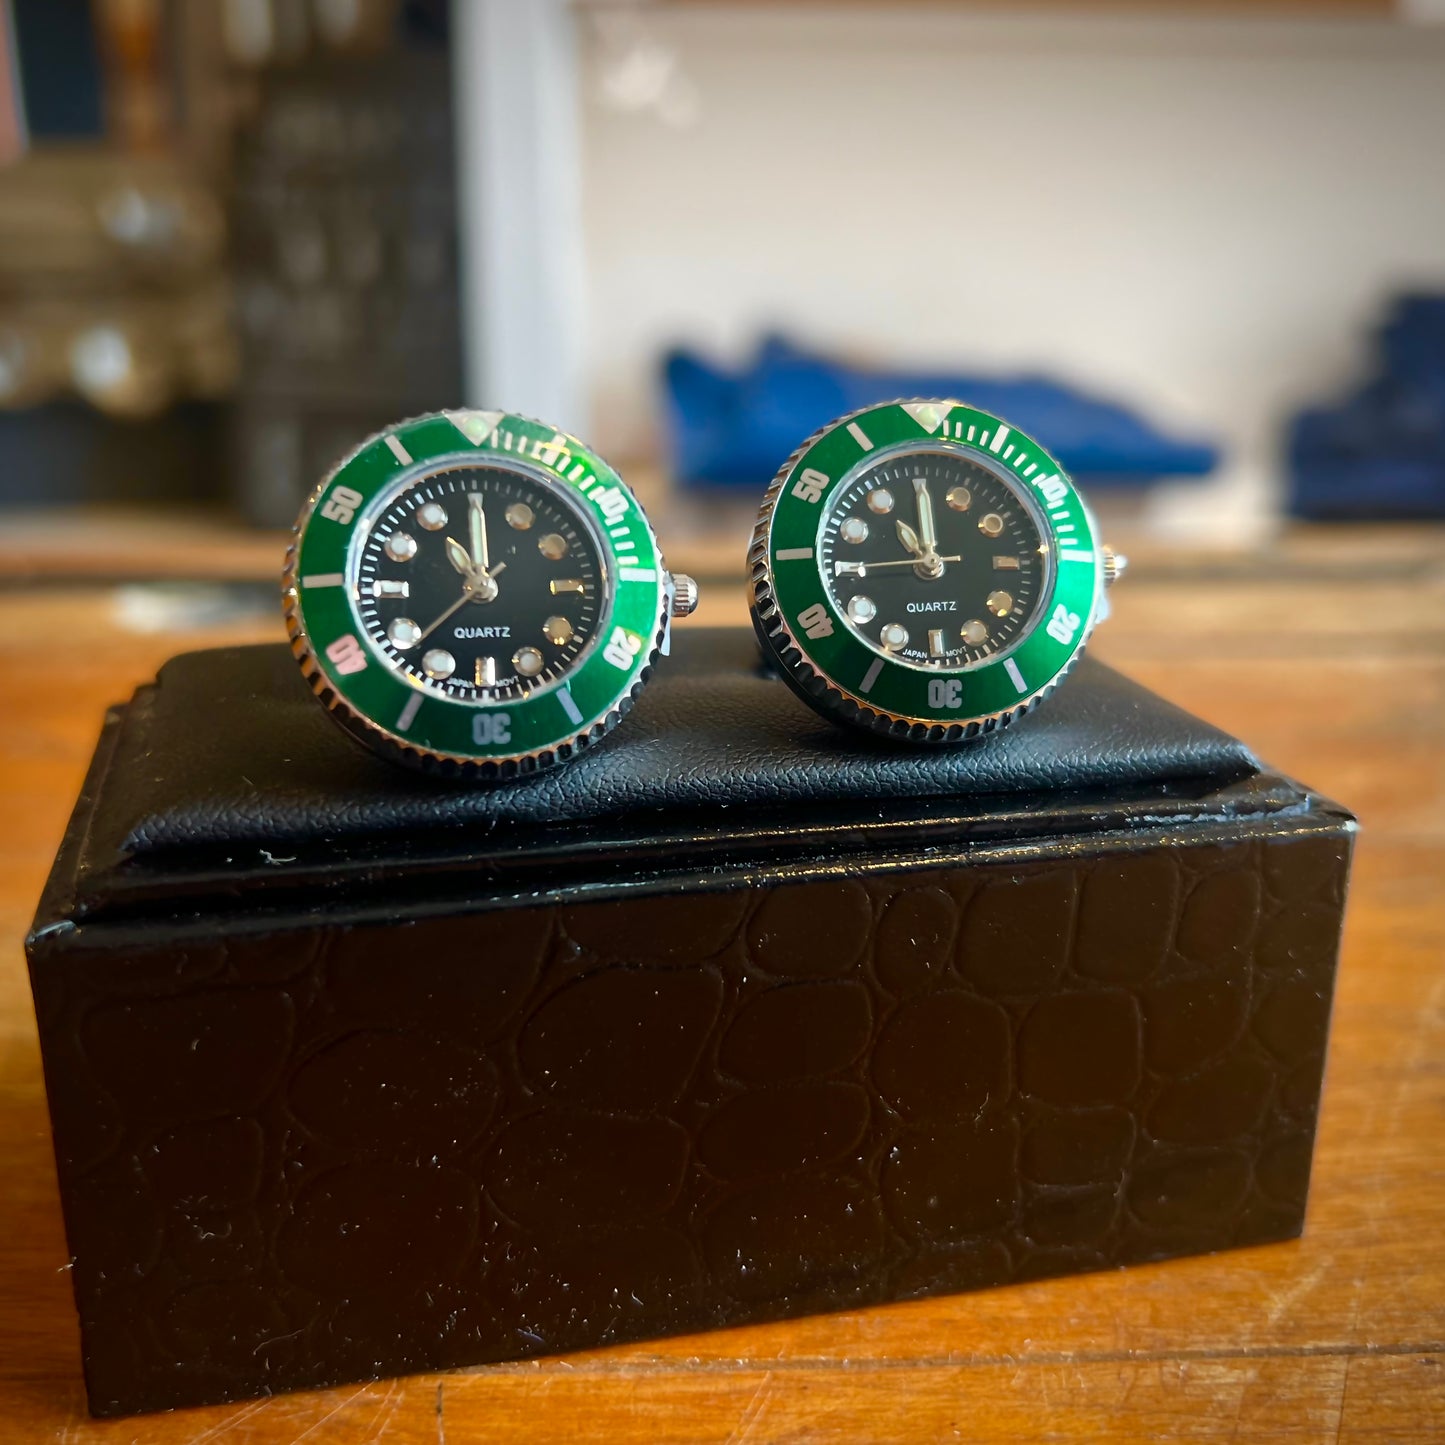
[1,523,1442,1440]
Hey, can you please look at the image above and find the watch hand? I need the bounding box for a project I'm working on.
[866,555,962,570]
[416,589,472,642]
[460,558,507,604]
[468,493,490,572]
[895,519,922,557]
[446,536,506,591]
[913,477,939,555]
[446,537,473,576]
[836,555,962,578]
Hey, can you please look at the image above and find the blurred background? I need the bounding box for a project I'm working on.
[1,0,1443,633]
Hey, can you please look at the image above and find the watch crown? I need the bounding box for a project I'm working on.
[1102,546,1128,587]
[668,572,700,618]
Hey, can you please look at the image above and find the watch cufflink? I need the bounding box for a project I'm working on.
[282,409,696,781]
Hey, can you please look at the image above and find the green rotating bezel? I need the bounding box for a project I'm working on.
[283,409,666,772]
[751,399,1103,737]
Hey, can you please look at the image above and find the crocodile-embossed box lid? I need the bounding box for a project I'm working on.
[26,629,1355,1418]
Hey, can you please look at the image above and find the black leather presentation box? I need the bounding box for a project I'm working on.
[27,628,1354,1417]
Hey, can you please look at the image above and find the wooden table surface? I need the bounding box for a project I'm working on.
[1,520,1442,1443]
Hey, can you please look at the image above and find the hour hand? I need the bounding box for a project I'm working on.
[895,519,922,557]
[445,537,473,576]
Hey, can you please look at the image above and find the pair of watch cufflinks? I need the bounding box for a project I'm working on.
[283,400,1125,781]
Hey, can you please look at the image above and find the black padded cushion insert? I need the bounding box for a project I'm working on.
[88,628,1257,858]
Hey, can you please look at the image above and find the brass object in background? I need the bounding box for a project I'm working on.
[0,149,234,418]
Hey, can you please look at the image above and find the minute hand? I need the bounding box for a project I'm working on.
[913,477,939,554]
[468,493,490,572]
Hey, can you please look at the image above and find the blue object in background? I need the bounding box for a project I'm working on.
[11,0,104,141]
[1288,294,1445,521]
[662,335,1220,492]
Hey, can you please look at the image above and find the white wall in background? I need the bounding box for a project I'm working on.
[454,0,587,432]
[578,8,1445,535]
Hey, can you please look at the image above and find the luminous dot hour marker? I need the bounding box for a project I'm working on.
[417,502,447,531]
[867,488,894,515]
[847,594,877,624]
[987,590,1014,617]
[947,485,972,511]
[841,516,869,544]
[388,617,421,650]
[550,578,585,595]
[962,618,989,646]
[538,533,568,560]
[880,622,909,649]
[979,513,1004,538]
[514,646,544,677]
[385,532,417,562]
[993,555,1021,570]
[506,502,534,530]
[372,580,409,598]
[476,655,497,688]
[929,628,946,656]
[423,648,455,680]
[542,614,573,647]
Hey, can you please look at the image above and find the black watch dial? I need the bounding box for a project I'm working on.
[819,448,1050,669]
[354,463,605,702]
